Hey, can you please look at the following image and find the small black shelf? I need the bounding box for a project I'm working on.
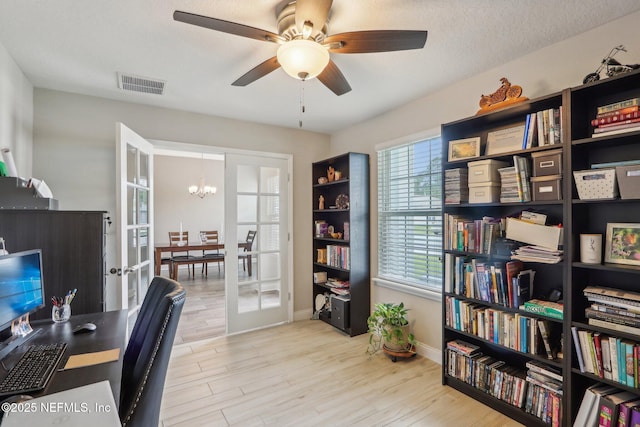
[313,208,349,213]
[313,178,350,188]
[445,200,563,208]
[571,368,640,395]
[572,261,640,274]
[444,249,512,261]
[571,198,640,205]
[313,262,350,273]
[314,281,351,295]
[572,321,640,342]
[314,237,350,244]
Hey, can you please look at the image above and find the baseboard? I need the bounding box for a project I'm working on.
[294,309,313,322]
[415,341,442,364]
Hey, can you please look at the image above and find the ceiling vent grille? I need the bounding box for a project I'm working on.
[117,72,166,95]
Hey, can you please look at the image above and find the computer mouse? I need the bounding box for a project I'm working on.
[72,322,97,334]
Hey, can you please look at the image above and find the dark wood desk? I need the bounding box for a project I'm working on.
[154,242,252,277]
[0,310,127,402]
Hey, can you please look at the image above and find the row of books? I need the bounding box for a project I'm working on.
[572,326,640,387]
[443,213,504,254]
[445,341,563,425]
[444,168,468,205]
[444,254,532,309]
[522,108,563,148]
[574,384,640,427]
[592,98,640,137]
[322,245,350,270]
[445,296,557,359]
[584,286,640,335]
[497,155,531,202]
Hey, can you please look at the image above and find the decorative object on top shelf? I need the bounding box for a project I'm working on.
[327,166,335,182]
[582,45,640,84]
[317,176,328,184]
[447,137,480,162]
[366,302,416,359]
[604,223,640,266]
[476,77,528,115]
[579,233,603,264]
[335,193,349,209]
[318,195,325,210]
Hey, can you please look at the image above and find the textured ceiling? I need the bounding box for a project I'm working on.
[1,1,639,134]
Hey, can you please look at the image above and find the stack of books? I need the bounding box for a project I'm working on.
[592,98,640,137]
[583,286,640,335]
[522,108,562,147]
[444,168,468,205]
[511,245,563,264]
[497,166,520,202]
[574,384,640,427]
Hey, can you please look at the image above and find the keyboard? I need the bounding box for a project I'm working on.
[0,342,67,396]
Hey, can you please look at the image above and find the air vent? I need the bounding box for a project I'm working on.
[117,72,166,95]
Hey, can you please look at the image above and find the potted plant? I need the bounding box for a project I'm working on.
[366,302,416,357]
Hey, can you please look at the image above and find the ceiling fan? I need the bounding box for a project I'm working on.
[174,0,428,96]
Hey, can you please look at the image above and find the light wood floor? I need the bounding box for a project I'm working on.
[160,318,524,426]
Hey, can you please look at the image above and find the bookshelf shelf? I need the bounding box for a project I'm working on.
[312,153,369,337]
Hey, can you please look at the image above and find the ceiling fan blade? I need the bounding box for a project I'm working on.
[232,57,281,87]
[324,30,427,53]
[174,10,283,43]
[295,0,332,37]
[317,59,351,96]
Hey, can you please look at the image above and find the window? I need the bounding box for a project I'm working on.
[377,136,442,293]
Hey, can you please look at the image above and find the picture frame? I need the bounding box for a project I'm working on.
[485,124,526,156]
[604,223,640,265]
[448,137,481,162]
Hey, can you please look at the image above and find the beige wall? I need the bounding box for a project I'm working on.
[330,11,640,356]
[32,89,330,312]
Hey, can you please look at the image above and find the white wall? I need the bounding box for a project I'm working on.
[32,89,330,312]
[0,41,33,178]
[154,155,225,247]
[330,11,640,355]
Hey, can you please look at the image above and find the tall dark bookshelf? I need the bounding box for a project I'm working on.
[440,69,640,426]
[312,152,370,336]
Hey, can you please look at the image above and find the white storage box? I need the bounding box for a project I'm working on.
[467,159,509,184]
[573,168,618,200]
[468,182,500,203]
[616,164,640,199]
[506,217,563,250]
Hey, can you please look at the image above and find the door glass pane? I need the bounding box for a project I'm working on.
[128,273,138,309]
[139,152,149,187]
[259,196,279,222]
[259,253,279,280]
[139,227,149,262]
[261,281,281,309]
[238,282,259,313]
[128,229,137,267]
[237,165,259,193]
[237,195,257,223]
[127,144,137,184]
[138,189,149,225]
[140,264,149,302]
[258,225,278,251]
[127,187,136,225]
[260,167,280,193]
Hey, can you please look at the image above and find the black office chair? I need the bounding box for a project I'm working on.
[119,276,186,427]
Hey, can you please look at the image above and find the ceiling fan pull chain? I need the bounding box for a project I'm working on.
[299,81,306,128]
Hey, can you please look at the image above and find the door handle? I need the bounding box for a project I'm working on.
[109,265,139,276]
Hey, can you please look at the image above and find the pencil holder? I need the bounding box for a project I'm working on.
[52,303,71,323]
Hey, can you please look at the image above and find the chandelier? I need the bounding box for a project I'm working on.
[188,154,216,198]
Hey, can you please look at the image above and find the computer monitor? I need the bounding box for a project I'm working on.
[0,250,45,358]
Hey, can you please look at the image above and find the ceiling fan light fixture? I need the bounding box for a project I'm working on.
[277,39,329,81]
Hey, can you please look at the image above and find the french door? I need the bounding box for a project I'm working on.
[225,153,291,333]
[115,123,154,329]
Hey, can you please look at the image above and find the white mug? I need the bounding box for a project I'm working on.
[580,234,602,264]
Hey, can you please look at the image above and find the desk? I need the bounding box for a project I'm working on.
[0,310,127,402]
[154,242,251,277]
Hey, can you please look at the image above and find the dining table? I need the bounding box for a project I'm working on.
[154,241,251,277]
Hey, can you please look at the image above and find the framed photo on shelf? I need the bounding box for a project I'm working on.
[485,124,526,156]
[448,137,481,162]
[604,223,640,265]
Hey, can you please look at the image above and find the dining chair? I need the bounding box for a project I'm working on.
[168,231,195,278]
[119,276,186,427]
[200,230,224,275]
[239,230,257,276]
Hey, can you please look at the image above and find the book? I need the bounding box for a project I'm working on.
[526,360,563,382]
[595,105,639,119]
[590,303,640,320]
[597,98,640,115]
[572,326,586,373]
[618,398,640,427]
[523,299,563,320]
[591,110,640,126]
[592,124,640,138]
[586,307,640,328]
[505,260,523,308]
[537,320,555,360]
[588,318,640,335]
[524,113,538,148]
[593,120,640,132]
